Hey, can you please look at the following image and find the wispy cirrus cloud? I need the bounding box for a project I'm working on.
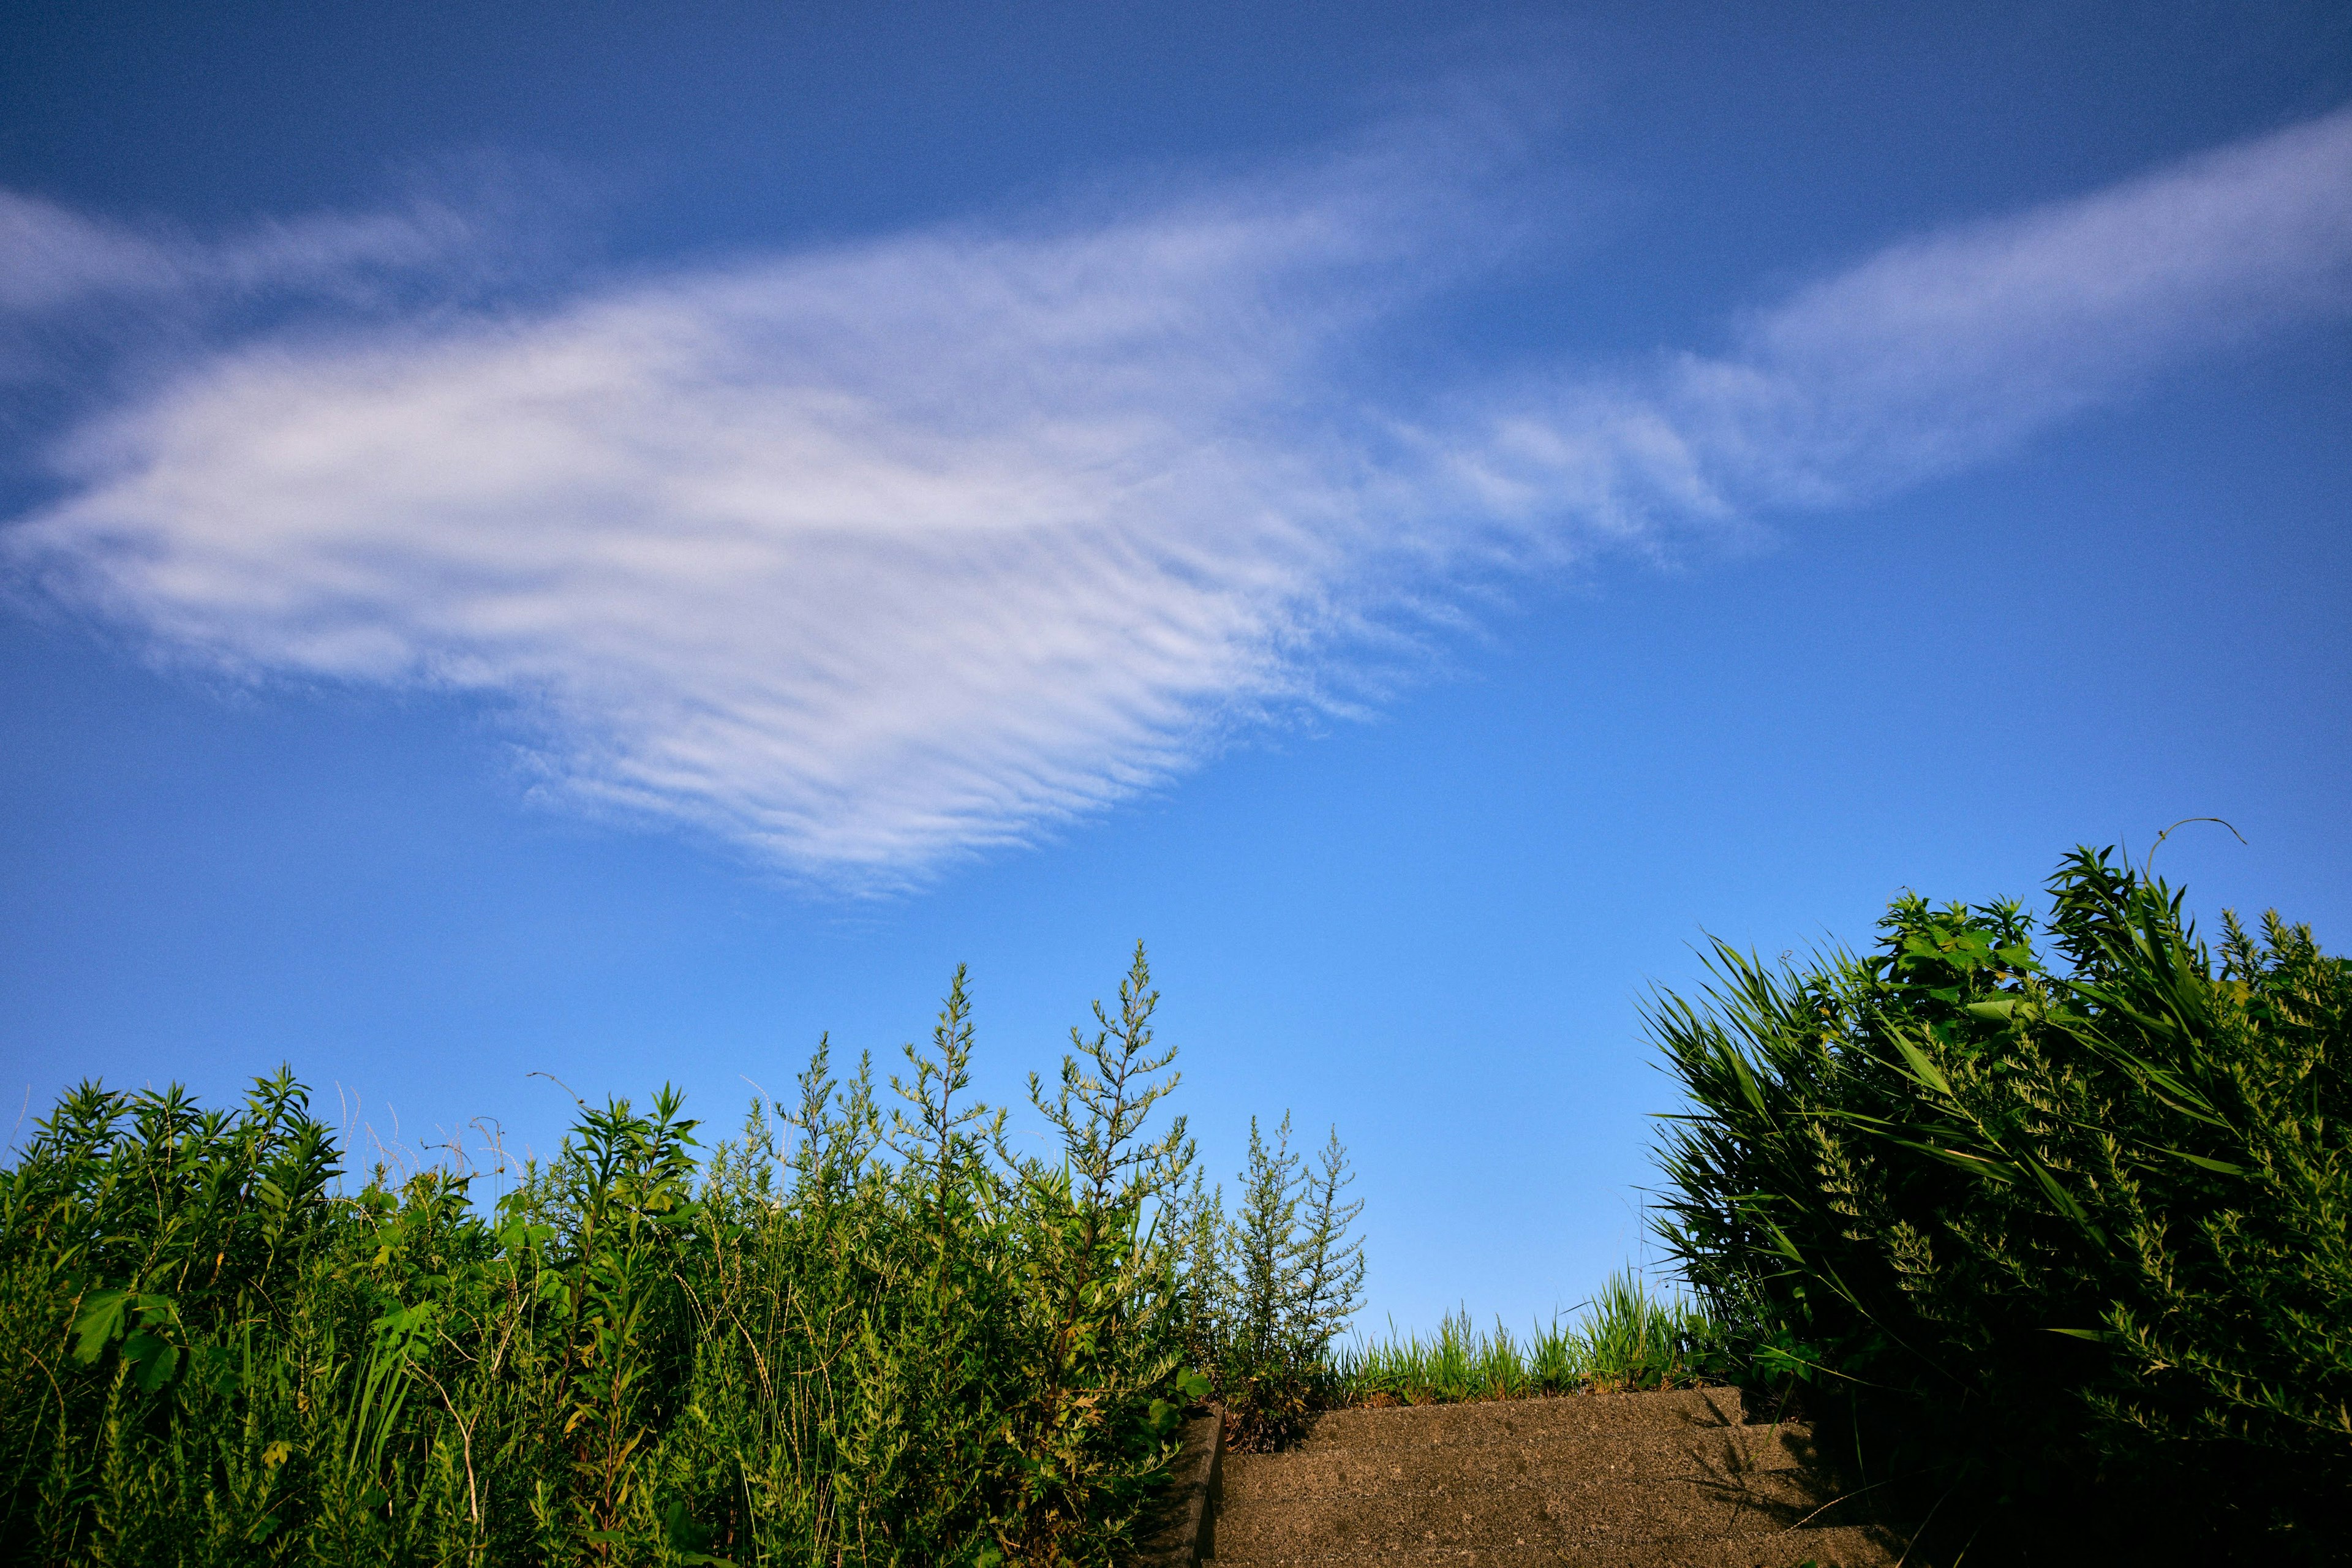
[1692,105,2352,502]
[0,187,481,325]
[1449,106,2352,523]
[6,107,2350,881]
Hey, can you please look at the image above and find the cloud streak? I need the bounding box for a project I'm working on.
[0,188,481,319]
[7,108,2350,880]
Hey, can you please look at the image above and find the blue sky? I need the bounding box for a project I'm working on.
[4,1,2348,1333]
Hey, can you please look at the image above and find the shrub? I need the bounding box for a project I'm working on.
[1169,1115,1366,1449]
[1651,847,2352,1562]
[0,948,1208,1567]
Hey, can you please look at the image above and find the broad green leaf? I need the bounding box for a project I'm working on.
[71,1289,130,1365]
[125,1333,179,1393]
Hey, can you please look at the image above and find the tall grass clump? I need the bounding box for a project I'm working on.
[1651,846,2352,1563]
[0,944,1328,1567]
[1331,1268,1723,1406]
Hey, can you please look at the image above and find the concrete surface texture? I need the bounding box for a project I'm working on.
[1202,1387,1904,1567]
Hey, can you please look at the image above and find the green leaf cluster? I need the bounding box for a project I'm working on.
[1651,848,2352,1561]
[0,948,1216,1567]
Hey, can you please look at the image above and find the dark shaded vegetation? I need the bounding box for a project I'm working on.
[1654,847,2352,1564]
[0,946,1366,1566]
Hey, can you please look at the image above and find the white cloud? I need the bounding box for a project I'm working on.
[0,187,475,314]
[7,178,1421,875]
[0,192,183,311]
[1702,105,2352,500]
[6,108,2350,881]
[1458,107,2352,520]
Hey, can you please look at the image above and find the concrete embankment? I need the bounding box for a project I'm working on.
[1144,1387,1904,1567]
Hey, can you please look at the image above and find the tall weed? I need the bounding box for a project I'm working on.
[0,946,1238,1567]
[1169,1115,1366,1449]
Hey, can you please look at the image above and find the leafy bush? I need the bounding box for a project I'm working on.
[1651,848,2352,1561]
[0,948,1224,1567]
[1169,1115,1366,1449]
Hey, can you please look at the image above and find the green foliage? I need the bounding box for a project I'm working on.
[1651,847,2352,1561]
[1572,1267,1725,1392]
[0,948,1208,1567]
[1169,1115,1366,1449]
[1330,1267,1724,1406]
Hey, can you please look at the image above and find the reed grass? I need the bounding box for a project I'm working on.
[1650,846,2352,1562]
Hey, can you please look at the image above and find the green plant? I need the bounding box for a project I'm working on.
[998,944,1197,1562]
[1328,1268,1722,1406]
[1651,847,2352,1562]
[1572,1267,1721,1391]
[0,949,1211,1566]
[1173,1115,1366,1449]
